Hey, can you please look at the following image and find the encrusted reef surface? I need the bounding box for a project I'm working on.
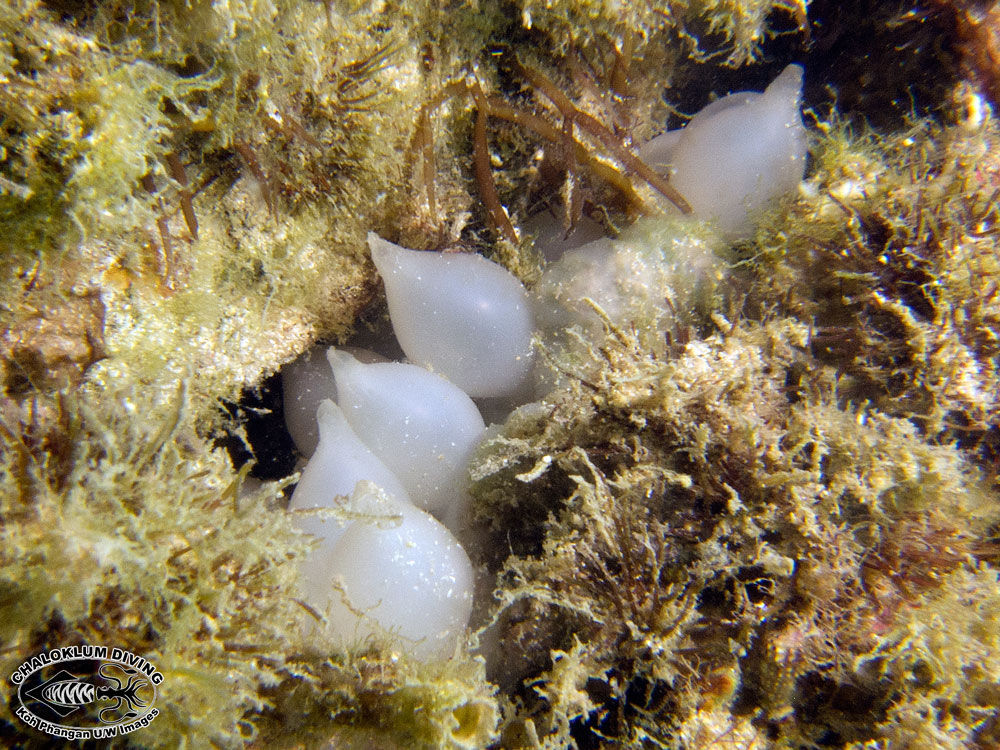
[1,0,999,748]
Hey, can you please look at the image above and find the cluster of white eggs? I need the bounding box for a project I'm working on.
[283,238,535,661]
[280,64,807,662]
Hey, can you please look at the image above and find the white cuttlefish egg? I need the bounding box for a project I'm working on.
[282,347,339,457]
[367,233,535,398]
[283,346,389,457]
[298,481,474,662]
[289,398,411,544]
[288,399,398,628]
[639,63,807,239]
[533,217,725,345]
[328,347,486,518]
[289,403,474,661]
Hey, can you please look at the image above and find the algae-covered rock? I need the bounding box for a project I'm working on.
[0,383,499,747]
[471,312,997,746]
[3,0,1000,747]
[0,383,308,746]
[754,102,1000,458]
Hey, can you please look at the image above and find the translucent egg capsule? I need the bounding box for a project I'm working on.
[327,348,486,517]
[282,347,339,457]
[640,64,807,239]
[367,233,535,397]
[289,399,411,549]
[298,483,475,662]
[282,346,389,456]
[671,64,806,238]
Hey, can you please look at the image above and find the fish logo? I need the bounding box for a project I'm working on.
[23,664,151,723]
[10,646,160,740]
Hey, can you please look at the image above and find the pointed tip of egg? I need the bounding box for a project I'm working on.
[367,231,394,272]
[315,397,347,437]
[326,346,361,380]
[767,63,804,98]
[366,235,536,398]
[315,395,336,421]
